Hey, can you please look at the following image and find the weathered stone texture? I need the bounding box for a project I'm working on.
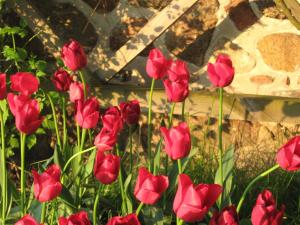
[250,75,275,85]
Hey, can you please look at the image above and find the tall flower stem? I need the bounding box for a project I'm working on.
[129,125,133,174]
[78,70,87,99]
[218,87,224,206]
[136,202,144,216]
[47,94,62,151]
[116,145,128,214]
[93,185,102,225]
[20,132,26,216]
[77,128,87,206]
[236,164,280,213]
[40,202,47,224]
[61,95,67,151]
[147,78,155,172]
[0,108,6,225]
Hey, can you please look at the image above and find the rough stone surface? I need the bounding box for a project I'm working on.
[225,0,258,31]
[250,75,275,85]
[165,0,219,66]
[257,33,300,72]
[255,0,286,19]
[109,17,153,56]
[128,0,172,11]
[83,0,119,13]
[209,38,256,73]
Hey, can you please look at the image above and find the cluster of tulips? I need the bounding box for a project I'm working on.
[0,39,299,225]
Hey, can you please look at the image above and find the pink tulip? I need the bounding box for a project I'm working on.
[163,79,189,102]
[10,72,39,95]
[0,73,6,100]
[75,97,100,129]
[146,48,170,80]
[61,40,87,71]
[167,60,189,82]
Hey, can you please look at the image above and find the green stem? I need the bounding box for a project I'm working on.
[40,203,47,224]
[182,101,185,121]
[116,146,128,214]
[78,71,87,99]
[62,95,67,151]
[47,94,62,150]
[177,218,184,225]
[136,202,144,216]
[1,108,6,225]
[80,129,87,153]
[49,200,56,225]
[93,185,102,225]
[77,124,81,149]
[218,88,224,206]
[177,159,182,174]
[11,34,19,70]
[129,125,133,174]
[20,133,26,216]
[168,103,176,128]
[147,78,155,172]
[236,164,280,213]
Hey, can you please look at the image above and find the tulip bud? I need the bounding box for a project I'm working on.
[94,151,120,184]
[106,213,141,225]
[146,48,170,80]
[58,211,91,225]
[134,167,169,205]
[251,190,285,225]
[52,69,73,92]
[10,72,39,96]
[75,97,100,129]
[173,174,222,222]
[160,122,191,160]
[15,215,41,225]
[119,100,140,125]
[207,54,235,87]
[163,79,189,102]
[61,40,87,71]
[210,206,239,225]
[32,164,62,202]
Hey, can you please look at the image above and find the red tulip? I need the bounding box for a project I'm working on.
[119,100,140,125]
[61,40,87,71]
[173,174,222,222]
[146,48,170,80]
[58,211,91,225]
[102,106,123,134]
[0,73,6,100]
[69,82,85,103]
[32,164,62,202]
[163,79,189,102]
[210,206,239,225]
[106,213,141,225]
[276,136,300,171]
[75,97,99,129]
[52,69,73,92]
[7,93,31,116]
[207,54,235,87]
[167,60,189,82]
[14,97,44,134]
[134,167,169,205]
[94,151,120,184]
[94,127,118,152]
[10,72,39,95]
[251,190,285,225]
[160,122,191,160]
[15,215,41,225]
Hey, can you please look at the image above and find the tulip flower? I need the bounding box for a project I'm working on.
[14,97,44,134]
[134,167,169,205]
[251,190,285,225]
[94,151,120,184]
[102,106,123,134]
[10,72,39,96]
[119,100,140,125]
[32,164,62,202]
[207,54,235,87]
[75,97,99,129]
[276,136,300,171]
[52,68,73,92]
[160,122,191,160]
[15,214,41,225]
[167,60,189,82]
[0,73,6,100]
[163,79,189,102]
[106,213,141,225]
[61,39,87,71]
[59,211,91,225]
[146,48,170,80]
[173,174,222,222]
[210,206,239,225]
[94,127,118,152]
[69,82,85,103]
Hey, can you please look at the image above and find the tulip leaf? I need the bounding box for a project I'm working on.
[27,200,42,222]
[26,134,37,150]
[214,145,234,208]
[142,206,171,225]
[240,219,252,225]
[54,145,65,169]
[0,99,9,125]
[59,185,76,210]
[83,149,96,178]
